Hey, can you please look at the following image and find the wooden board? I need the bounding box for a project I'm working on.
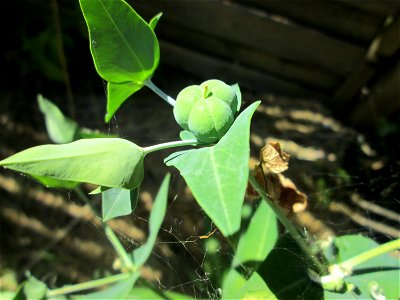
[334,0,400,15]
[133,0,365,76]
[154,21,340,92]
[160,40,328,101]
[233,0,385,44]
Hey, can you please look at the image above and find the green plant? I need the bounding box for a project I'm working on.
[0,0,398,299]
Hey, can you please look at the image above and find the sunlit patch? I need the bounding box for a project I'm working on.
[274,119,317,134]
[265,137,327,161]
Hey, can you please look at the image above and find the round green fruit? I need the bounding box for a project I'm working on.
[173,79,238,143]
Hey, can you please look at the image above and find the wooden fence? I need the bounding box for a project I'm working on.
[132,0,400,125]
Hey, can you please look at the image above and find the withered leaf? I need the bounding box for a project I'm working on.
[260,141,290,174]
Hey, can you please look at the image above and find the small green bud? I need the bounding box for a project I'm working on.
[173,79,238,143]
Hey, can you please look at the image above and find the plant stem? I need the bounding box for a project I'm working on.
[340,238,400,271]
[143,139,200,155]
[75,188,135,271]
[144,79,176,107]
[248,173,327,275]
[46,272,131,297]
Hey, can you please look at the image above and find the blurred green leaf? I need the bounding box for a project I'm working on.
[37,94,78,144]
[132,174,170,266]
[233,200,278,268]
[72,273,139,299]
[165,101,260,237]
[0,138,144,189]
[127,287,194,299]
[22,275,47,300]
[77,128,117,139]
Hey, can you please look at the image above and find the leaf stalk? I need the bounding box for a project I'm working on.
[143,139,201,155]
[145,79,176,106]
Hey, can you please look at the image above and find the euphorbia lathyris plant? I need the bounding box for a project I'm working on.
[1,0,398,299]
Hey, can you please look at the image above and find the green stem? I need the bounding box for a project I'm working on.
[143,139,201,155]
[248,173,327,275]
[46,272,130,297]
[75,188,135,271]
[340,238,400,271]
[145,79,176,107]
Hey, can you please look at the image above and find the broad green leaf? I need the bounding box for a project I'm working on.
[149,12,162,30]
[132,174,170,266]
[324,235,400,299]
[231,83,242,112]
[222,270,276,300]
[106,82,142,122]
[258,234,323,300]
[233,200,278,268]
[127,287,194,299]
[102,186,139,221]
[72,273,139,299]
[37,94,78,144]
[0,138,144,189]
[79,0,159,83]
[22,275,47,300]
[165,101,260,236]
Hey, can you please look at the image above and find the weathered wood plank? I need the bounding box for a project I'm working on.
[154,21,340,91]
[159,40,328,101]
[334,0,400,15]
[133,0,364,76]
[233,0,384,44]
[332,16,400,107]
[350,62,400,125]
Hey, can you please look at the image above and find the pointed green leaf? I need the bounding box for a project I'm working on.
[102,187,139,221]
[231,84,242,112]
[149,12,162,31]
[165,101,260,236]
[73,273,139,299]
[132,174,170,266]
[79,0,159,83]
[22,275,47,300]
[233,200,278,268]
[106,82,142,122]
[0,138,144,189]
[179,130,196,141]
[222,270,276,300]
[89,185,111,195]
[37,94,78,144]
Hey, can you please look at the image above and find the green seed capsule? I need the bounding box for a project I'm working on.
[173,79,238,143]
